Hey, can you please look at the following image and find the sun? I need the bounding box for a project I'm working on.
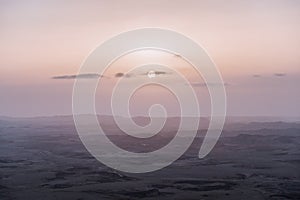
[147,70,156,78]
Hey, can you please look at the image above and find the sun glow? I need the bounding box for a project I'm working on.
[147,70,156,78]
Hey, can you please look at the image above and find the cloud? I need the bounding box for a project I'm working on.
[252,73,287,78]
[115,72,134,78]
[140,70,171,76]
[52,73,105,79]
[153,71,169,75]
[188,82,229,87]
[114,72,132,78]
[252,74,262,78]
[115,72,124,77]
[115,70,171,78]
[274,73,286,77]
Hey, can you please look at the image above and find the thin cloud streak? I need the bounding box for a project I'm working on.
[52,73,105,79]
[114,70,171,78]
[140,71,171,76]
[252,74,262,78]
[274,73,286,77]
[188,82,229,87]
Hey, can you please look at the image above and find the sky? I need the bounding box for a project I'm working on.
[0,0,300,117]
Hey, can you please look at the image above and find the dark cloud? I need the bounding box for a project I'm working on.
[274,73,286,77]
[115,72,124,77]
[154,71,169,75]
[52,73,104,79]
[114,73,132,78]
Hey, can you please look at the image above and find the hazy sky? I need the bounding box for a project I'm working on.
[0,0,299,117]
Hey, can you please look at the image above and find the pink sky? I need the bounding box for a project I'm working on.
[0,0,299,117]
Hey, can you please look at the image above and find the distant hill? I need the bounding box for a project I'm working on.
[1,115,300,133]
